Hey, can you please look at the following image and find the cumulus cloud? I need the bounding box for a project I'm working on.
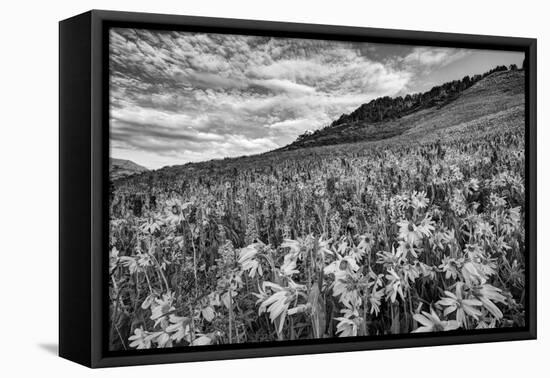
[108,28,476,168]
[402,47,469,70]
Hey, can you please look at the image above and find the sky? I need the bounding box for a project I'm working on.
[109,28,524,169]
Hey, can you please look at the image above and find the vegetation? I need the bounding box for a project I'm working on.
[331,65,511,126]
[108,68,526,350]
[284,66,522,150]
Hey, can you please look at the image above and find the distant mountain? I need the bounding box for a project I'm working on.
[281,65,520,150]
[110,158,149,180]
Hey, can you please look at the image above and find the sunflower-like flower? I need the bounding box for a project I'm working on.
[128,326,153,349]
[411,191,429,209]
[334,316,359,337]
[150,292,175,327]
[332,271,364,308]
[439,256,460,280]
[140,218,161,234]
[412,309,460,333]
[384,268,405,303]
[238,243,263,278]
[367,285,384,316]
[437,283,483,326]
[397,220,423,246]
[472,283,507,319]
[119,255,139,274]
[164,198,191,225]
[397,215,434,246]
[165,315,192,343]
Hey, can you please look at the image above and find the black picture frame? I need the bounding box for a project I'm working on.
[59,9,537,368]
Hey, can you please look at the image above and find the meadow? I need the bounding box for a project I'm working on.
[108,72,526,350]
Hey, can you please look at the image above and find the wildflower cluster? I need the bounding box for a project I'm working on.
[108,117,525,349]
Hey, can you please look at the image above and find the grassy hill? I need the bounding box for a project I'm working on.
[108,66,526,349]
[110,158,149,180]
[114,68,524,186]
[280,69,524,151]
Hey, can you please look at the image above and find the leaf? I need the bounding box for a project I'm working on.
[190,335,212,346]
[201,306,215,322]
[308,283,326,338]
[141,294,155,309]
[390,305,401,334]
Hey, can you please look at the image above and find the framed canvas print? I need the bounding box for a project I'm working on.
[59,10,537,368]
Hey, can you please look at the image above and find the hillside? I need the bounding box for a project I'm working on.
[109,67,526,345]
[282,68,523,150]
[113,67,524,185]
[110,158,149,180]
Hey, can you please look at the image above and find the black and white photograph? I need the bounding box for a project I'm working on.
[107,27,527,351]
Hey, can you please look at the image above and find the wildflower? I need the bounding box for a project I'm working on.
[128,327,153,349]
[165,315,191,343]
[475,221,494,240]
[164,199,190,225]
[437,283,483,326]
[280,252,299,277]
[280,239,301,255]
[472,283,507,319]
[416,261,437,280]
[489,193,507,208]
[397,220,423,246]
[238,243,263,278]
[398,240,420,259]
[254,281,303,334]
[401,261,420,284]
[432,229,453,252]
[119,255,139,274]
[397,215,434,246]
[335,317,358,337]
[150,293,175,327]
[332,272,363,308]
[137,253,153,268]
[324,253,359,275]
[465,178,480,194]
[153,331,173,348]
[385,268,405,303]
[450,189,467,216]
[367,285,384,315]
[439,256,460,280]
[418,215,436,238]
[411,191,429,209]
[412,309,460,333]
[140,218,161,234]
[357,233,375,255]
[377,245,405,267]
[109,247,119,273]
[260,289,291,334]
[462,261,483,286]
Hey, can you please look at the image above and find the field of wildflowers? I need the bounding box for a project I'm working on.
[108,104,525,350]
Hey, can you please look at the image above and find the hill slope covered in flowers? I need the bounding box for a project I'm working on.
[108,69,526,350]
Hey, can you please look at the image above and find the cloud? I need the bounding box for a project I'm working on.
[110,28,471,169]
[402,47,469,69]
[250,79,316,95]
